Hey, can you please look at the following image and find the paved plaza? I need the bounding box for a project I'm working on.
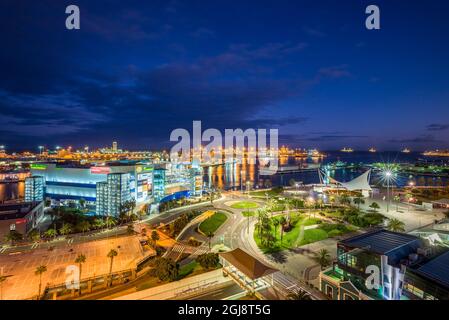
[0,235,150,300]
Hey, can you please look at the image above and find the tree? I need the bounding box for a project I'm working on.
[93,218,105,229]
[207,232,214,249]
[287,289,312,300]
[59,223,73,236]
[393,195,401,211]
[35,265,47,300]
[339,195,351,207]
[107,249,118,286]
[151,230,160,245]
[273,219,280,240]
[387,218,405,232]
[369,202,380,212]
[44,228,57,239]
[127,224,135,234]
[28,229,41,242]
[4,230,23,244]
[105,216,116,229]
[79,198,86,209]
[313,249,331,270]
[76,221,91,234]
[74,254,86,294]
[196,253,219,270]
[279,216,287,243]
[150,258,179,281]
[353,197,365,209]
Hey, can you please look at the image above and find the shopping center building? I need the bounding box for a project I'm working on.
[25,161,203,216]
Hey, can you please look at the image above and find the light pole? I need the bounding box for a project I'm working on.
[38,146,44,155]
[385,170,392,213]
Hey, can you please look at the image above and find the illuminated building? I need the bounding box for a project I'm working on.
[112,141,118,152]
[0,201,44,239]
[96,173,131,217]
[319,229,423,300]
[24,176,45,202]
[402,250,449,300]
[26,161,203,213]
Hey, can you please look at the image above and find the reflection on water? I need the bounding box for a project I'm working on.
[0,182,24,202]
[204,153,449,190]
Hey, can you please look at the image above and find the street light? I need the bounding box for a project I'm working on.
[38,146,44,155]
[379,166,397,213]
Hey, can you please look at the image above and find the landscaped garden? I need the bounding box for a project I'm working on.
[198,211,228,234]
[230,201,260,209]
[253,212,357,253]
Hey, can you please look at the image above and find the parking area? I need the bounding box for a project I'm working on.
[0,235,148,300]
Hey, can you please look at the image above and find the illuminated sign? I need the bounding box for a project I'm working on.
[15,218,27,225]
[90,167,111,174]
[143,166,154,172]
[30,164,47,170]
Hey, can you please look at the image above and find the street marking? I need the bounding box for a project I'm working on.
[31,242,39,249]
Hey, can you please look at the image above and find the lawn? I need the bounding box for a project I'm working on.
[254,214,357,253]
[178,261,202,279]
[231,201,259,209]
[242,211,255,217]
[198,211,228,234]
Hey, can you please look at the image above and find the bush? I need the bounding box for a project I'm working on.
[150,258,179,281]
[196,253,220,270]
[328,229,343,238]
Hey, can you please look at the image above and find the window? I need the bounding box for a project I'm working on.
[343,293,355,300]
[325,285,334,299]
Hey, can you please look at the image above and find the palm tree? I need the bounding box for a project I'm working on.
[151,230,160,246]
[74,254,86,294]
[369,202,380,212]
[353,197,365,209]
[93,218,105,229]
[107,249,118,287]
[44,228,57,240]
[313,249,331,270]
[105,216,116,229]
[273,219,280,240]
[59,223,73,236]
[279,216,287,243]
[35,265,47,300]
[387,218,405,232]
[287,289,312,300]
[207,232,214,249]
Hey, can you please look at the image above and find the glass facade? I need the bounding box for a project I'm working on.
[24,176,45,202]
[96,173,131,217]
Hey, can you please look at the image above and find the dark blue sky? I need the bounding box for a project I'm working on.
[1,0,449,151]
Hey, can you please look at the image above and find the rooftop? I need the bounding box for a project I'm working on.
[339,229,422,256]
[414,250,449,289]
[219,248,278,280]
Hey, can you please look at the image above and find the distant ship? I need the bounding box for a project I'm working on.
[402,148,411,154]
[294,148,308,158]
[423,150,449,157]
[341,147,354,153]
[369,147,377,153]
[308,149,325,158]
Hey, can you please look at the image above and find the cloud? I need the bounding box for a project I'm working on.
[427,124,449,131]
[388,135,441,144]
[318,65,352,79]
[190,28,216,39]
[303,27,326,37]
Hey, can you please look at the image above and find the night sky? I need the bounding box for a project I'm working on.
[1,0,449,152]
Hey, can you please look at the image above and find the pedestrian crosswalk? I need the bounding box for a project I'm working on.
[272,272,315,298]
[67,238,74,245]
[31,242,39,249]
[0,246,7,253]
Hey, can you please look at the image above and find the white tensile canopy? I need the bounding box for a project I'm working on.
[337,169,372,192]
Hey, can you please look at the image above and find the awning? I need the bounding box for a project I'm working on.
[219,248,278,280]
